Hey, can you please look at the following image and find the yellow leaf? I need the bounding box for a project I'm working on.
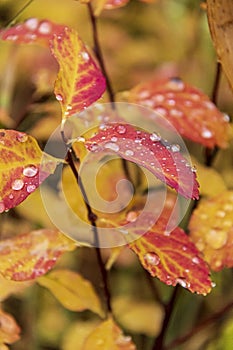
[113,296,163,336]
[189,191,233,271]
[62,321,99,350]
[38,269,104,317]
[192,157,226,197]
[0,275,32,302]
[82,317,137,350]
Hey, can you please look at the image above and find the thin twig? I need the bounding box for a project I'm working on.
[164,299,233,349]
[87,3,115,106]
[152,286,180,350]
[61,131,112,314]
[4,0,35,29]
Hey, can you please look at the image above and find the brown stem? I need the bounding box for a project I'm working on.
[152,286,180,350]
[164,299,233,349]
[61,131,112,314]
[87,3,115,106]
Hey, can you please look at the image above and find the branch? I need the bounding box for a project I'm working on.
[164,299,233,349]
[87,3,115,105]
[61,131,112,314]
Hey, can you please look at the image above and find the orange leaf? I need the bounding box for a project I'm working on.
[38,269,104,317]
[50,26,106,120]
[0,130,58,212]
[128,216,212,294]
[0,229,76,281]
[1,19,106,119]
[0,309,20,347]
[207,0,233,91]
[84,123,199,199]
[189,191,233,271]
[127,77,231,148]
[83,317,137,350]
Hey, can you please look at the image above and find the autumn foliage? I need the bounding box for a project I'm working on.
[0,1,232,350]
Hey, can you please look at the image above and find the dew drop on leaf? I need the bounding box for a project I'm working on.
[205,229,228,249]
[23,165,38,177]
[38,21,51,34]
[125,149,134,156]
[0,201,5,213]
[11,179,24,191]
[16,133,28,143]
[110,136,118,142]
[144,252,160,266]
[126,211,138,222]
[171,144,180,152]
[192,256,200,264]
[81,51,90,61]
[176,277,190,288]
[26,185,36,193]
[56,94,63,102]
[201,129,213,139]
[104,142,120,152]
[150,132,161,142]
[116,124,127,134]
[25,18,39,31]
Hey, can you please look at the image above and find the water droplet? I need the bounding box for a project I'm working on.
[125,150,134,156]
[176,277,190,288]
[12,179,24,191]
[170,109,183,117]
[76,136,85,143]
[205,229,228,249]
[16,133,28,142]
[26,185,36,193]
[204,101,215,110]
[111,136,118,142]
[222,113,230,122]
[99,124,106,130]
[9,194,14,200]
[192,256,200,264]
[104,142,119,152]
[211,282,216,288]
[23,165,38,177]
[153,94,165,102]
[0,202,5,213]
[116,335,132,346]
[81,51,89,61]
[201,129,213,139]
[216,210,226,218]
[38,21,51,34]
[167,77,185,91]
[167,99,176,106]
[67,104,72,111]
[144,252,160,266]
[56,94,63,102]
[126,211,137,222]
[138,90,150,99]
[191,165,197,173]
[25,18,39,31]
[171,144,180,152]
[154,107,167,116]
[89,143,99,152]
[150,132,161,142]
[116,124,126,134]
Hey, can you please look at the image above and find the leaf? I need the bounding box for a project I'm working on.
[127,77,231,148]
[38,269,104,317]
[50,26,106,120]
[192,157,227,197]
[0,130,58,213]
[189,191,233,271]
[207,0,233,91]
[0,309,20,347]
[62,320,100,350]
[82,317,137,350]
[0,18,65,46]
[84,123,199,199]
[128,215,212,294]
[1,19,106,119]
[0,229,76,281]
[0,275,32,302]
[113,296,163,336]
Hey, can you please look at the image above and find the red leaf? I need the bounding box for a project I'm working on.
[0,229,76,281]
[127,77,231,148]
[0,18,65,46]
[0,130,58,213]
[50,26,106,119]
[128,215,212,295]
[84,123,199,199]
